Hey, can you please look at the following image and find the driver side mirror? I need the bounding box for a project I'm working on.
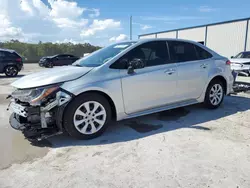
[127,58,145,74]
[231,56,234,58]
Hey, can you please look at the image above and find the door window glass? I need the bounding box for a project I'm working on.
[126,41,170,67]
[6,52,19,58]
[194,45,212,60]
[0,52,5,57]
[168,41,198,62]
[242,52,250,58]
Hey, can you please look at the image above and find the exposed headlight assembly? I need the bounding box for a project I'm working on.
[12,85,60,106]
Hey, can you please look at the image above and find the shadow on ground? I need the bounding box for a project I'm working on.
[0,75,25,79]
[33,95,250,148]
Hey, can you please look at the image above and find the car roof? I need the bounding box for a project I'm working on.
[0,48,16,53]
[137,38,202,44]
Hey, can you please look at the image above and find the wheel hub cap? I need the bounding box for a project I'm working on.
[73,101,107,135]
[209,84,223,106]
[6,67,17,76]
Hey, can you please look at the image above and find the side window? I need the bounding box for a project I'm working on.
[0,51,5,57]
[195,45,212,60]
[168,41,198,63]
[110,41,170,69]
[6,52,19,58]
[56,55,65,59]
[125,41,170,67]
[243,52,250,58]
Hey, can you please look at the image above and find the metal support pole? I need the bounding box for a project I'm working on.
[244,19,249,51]
[130,16,132,40]
[205,26,208,46]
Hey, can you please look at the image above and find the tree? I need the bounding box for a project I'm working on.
[1,40,101,63]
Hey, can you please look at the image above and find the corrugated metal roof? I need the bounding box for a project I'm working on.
[139,17,250,37]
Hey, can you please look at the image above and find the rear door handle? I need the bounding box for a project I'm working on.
[165,69,176,75]
[200,64,208,69]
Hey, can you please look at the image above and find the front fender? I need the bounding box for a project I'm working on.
[61,77,125,121]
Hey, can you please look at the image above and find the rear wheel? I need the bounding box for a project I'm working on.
[204,80,225,109]
[4,66,18,77]
[63,93,112,139]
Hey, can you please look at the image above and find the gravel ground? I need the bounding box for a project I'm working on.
[0,64,250,188]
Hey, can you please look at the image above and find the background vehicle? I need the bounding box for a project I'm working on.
[39,54,79,68]
[9,39,234,141]
[0,48,23,77]
[230,51,250,76]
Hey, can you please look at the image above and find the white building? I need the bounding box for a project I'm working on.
[138,17,250,58]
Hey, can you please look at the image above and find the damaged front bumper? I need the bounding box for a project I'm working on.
[8,89,73,141]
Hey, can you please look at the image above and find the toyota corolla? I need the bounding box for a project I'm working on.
[8,39,234,141]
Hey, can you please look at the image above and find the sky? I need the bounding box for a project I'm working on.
[0,0,250,46]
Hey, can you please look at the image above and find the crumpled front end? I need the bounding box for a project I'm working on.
[8,85,73,141]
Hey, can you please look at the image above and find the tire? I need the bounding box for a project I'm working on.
[4,65,18,77]
[204,80,225,109]
[63,93,112,139]
[47,62,53,68]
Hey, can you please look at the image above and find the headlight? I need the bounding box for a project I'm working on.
[12,85,60,105]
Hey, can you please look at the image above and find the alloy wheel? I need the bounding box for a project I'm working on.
[73,101,107,135]
[209,84,223,106]
[6,66,17,76]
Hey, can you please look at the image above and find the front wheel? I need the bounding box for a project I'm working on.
[47,62,53,68]
[63,93,112,139]
[4,66,18,77]
[204,80,225,109]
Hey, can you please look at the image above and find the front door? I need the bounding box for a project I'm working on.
[167,41,211,101]
[119,41,178,114]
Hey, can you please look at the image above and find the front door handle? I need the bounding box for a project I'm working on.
[165,69,176,75]
[200,64,208,69]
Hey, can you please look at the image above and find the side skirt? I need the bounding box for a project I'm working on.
[123,99,199,120]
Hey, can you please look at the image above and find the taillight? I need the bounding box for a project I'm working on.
[16,58,22,62]
[226,60,231,65]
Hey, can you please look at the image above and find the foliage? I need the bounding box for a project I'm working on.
[0,40,101,63]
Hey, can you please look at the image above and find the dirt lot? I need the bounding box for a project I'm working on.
[0,64,250,188]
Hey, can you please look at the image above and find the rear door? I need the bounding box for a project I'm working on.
[168,41,212,101]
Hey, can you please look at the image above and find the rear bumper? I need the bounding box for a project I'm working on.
[17,63,23,71]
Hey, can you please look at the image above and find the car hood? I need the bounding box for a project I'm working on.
[230,58,250,63]
[11,66,93,89]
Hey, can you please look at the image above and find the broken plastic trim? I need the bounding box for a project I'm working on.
[39,89,73,128]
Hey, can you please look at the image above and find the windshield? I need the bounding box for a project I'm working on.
[73,42,136,67]
[234,52,243,58]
